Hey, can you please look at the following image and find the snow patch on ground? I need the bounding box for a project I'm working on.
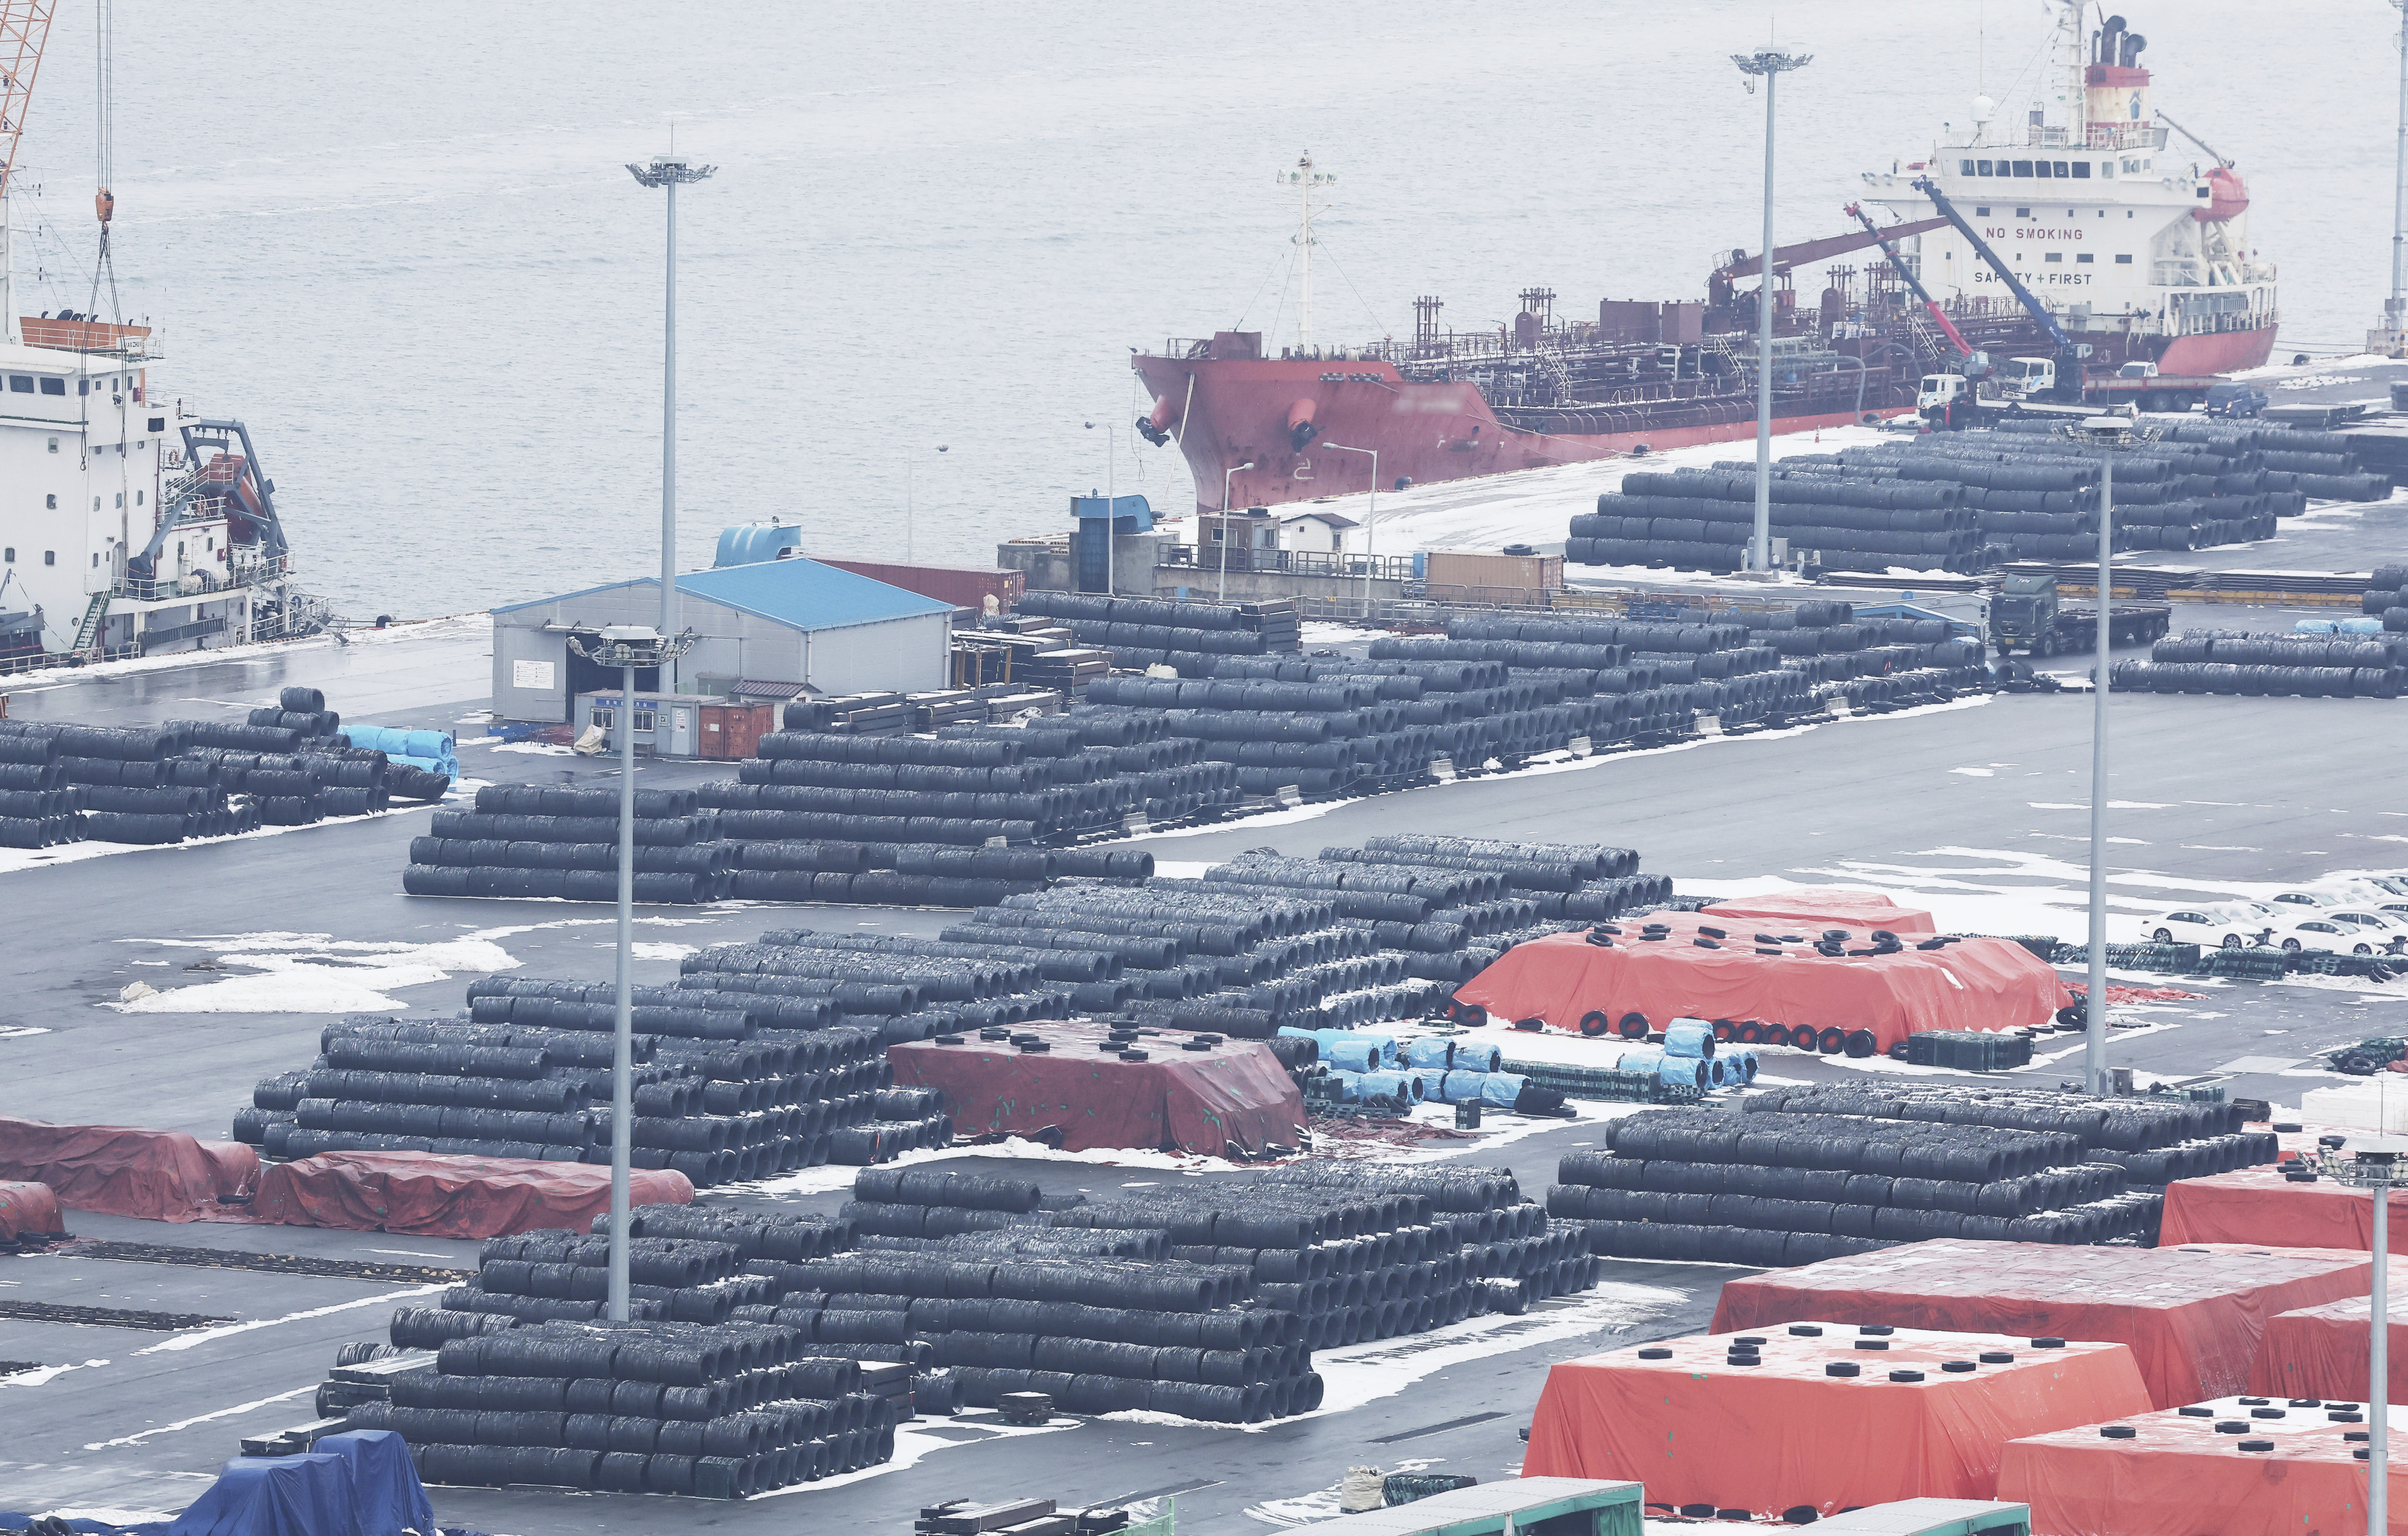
[102,914,708,1014]
[0,1358,108,1388]
[747,1408,1073,1497]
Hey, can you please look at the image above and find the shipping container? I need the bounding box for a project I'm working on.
[816,559,1027,613]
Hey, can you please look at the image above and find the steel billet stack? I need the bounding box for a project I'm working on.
[1014,590,1303,668]
[2365,561,2408,635]
[1573,465,1985,574]
[2111,629,2408,699]
[232,997,923,1182]
[1744,1084,2278,1190]
[328,1211,895,1496]
[405,785,727,904]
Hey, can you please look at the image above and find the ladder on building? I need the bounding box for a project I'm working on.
[71,592,111,654]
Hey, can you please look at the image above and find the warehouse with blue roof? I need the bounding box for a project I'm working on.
[488,548,955,722]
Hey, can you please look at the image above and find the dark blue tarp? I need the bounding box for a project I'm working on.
[163,1453,362,1536]
[312,1432,435,1536]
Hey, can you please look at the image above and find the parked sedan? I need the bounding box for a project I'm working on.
[2138,906,2281,948]
[2264,915,2395,956]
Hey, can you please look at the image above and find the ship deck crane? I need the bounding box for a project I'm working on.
[1911,175,2084,398]
[1842,201,1973,359]
[1704,215,1949,305]
[0,0,61,347]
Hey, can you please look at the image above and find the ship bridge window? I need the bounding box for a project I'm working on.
[1975,205,1991,216]
[6,375,31,392]
[2034,162,2054,178]
[43,552,55,566]
[2016,207,2032,217]
[2011,159,2033,176]
[38,378,63,396]
[1975,159,1995,176]
[2072,162,2091,178]
[2044,252,2064,262]
[2115,254,2134,264]
[2077,253,2095,264]
[1961,159,1976,175]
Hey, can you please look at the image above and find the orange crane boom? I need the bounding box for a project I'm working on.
[0,0,56,197]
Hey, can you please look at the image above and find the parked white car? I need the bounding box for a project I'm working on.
[2137,905,2284,948]
[2264,915,2396,956]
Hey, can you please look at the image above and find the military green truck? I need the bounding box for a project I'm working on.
[1990,567,2172,658]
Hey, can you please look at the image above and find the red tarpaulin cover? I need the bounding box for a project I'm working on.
[2161,1169,2408,1251]
[1711,1239,2375,1408]
[0,1117,260,1222]
[1998,1398,2408,1536]
[1702,888,1938,936]
[889,1022,1305,1158]
[1453,918,2067,1049]
[1523,1323,2152,1519]
[0,1181,64,1241]
[244,1152,694,1239]
[2253,1282,2408,1404]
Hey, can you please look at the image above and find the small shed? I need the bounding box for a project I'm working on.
[1276,508,1359,553]
[490,558,953,723]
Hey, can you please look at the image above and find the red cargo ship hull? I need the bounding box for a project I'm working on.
[1132,354,1910,515]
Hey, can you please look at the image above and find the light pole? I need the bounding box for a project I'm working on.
[1218,461,1255,601]
[2386,0,2408,351]
[1733,47,1811,574]
[2312,1138,2402,1534]
[626,154,715,691]
[1322,443,1378,616]
[566,623,695,1323]
[2065,414,2154,1097]
[905,445,950,565]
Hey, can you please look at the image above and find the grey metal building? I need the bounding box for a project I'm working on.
[490,557,953,723]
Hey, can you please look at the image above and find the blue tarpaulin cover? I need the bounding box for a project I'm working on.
[313,1432,435,1536]
[163,1453,362,1536]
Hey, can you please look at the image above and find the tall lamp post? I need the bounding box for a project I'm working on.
[905,445,950,565]
[1217,461,1255,601]
[1321,443,1378,617]
[2063,414,2155,1097]
[626,154,716,691]
[1732,46,1811,574]
[566,623,695,1323]
[2311,1138,2402,1534]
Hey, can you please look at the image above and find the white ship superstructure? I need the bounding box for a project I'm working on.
[0,313,305,663]
[1855,5,2278,375]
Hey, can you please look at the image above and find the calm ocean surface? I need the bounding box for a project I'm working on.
[6,2,2389,617]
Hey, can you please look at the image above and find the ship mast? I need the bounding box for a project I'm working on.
[1278,152,1334,352]
[0,0,59,347]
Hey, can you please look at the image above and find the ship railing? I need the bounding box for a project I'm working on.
[0,641,144,676]
[111,553,292,603]
[1160,546,1418,581]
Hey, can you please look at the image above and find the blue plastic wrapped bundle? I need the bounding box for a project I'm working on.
[1725,1047,1760,1084]
[1452,1040,1502,1073]
[2294,619,2337,634]
[1474,1071,1526,1107]
[1662,1018,1716,1058]
[2341,616,2384,634]
[1357,1069,1425,1103]
[1704,1056,1731,1087]
[1324,1037,1389,1073]
[1608,1047,1709,1090]
[1324,1068,1366,1101]
[1404,1037,1454,1070]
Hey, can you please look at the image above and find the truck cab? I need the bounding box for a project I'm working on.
[2117,360,2160,380]
[1918,374,1970,410]
[1992,570,2060,651]
[1999,358,2056,399]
